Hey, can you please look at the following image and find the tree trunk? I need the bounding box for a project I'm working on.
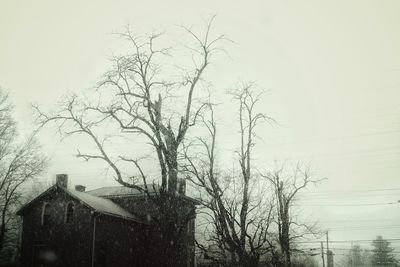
[159,235,184,267]
[0,224,5,255]
[150,193,190,267]
[245,255,260,267]
[166,142,178,194]
[0,215,6,255]
[167,161,178,194]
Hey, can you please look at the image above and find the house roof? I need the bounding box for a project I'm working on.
[17,185,143,223]
[65,187,140,221]
[87,185,160,197]
[87,185,201,205]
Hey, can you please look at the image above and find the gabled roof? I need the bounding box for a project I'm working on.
[65,188,140,221]
[87,185,200,205]
[87,184,161,197]
[17,185,143,223]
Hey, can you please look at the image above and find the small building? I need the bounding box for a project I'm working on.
[17,174,196,267]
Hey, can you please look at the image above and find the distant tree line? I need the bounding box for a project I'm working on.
[344,236,399,267]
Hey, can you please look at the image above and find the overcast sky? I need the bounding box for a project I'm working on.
[1,0,400,258]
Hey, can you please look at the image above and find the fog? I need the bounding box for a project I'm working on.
[1,0,399,264]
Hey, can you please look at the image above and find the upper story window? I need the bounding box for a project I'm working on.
[41,203,51,226]
[65,202,75,223]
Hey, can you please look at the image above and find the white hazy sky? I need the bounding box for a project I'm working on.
[1,0,400,259]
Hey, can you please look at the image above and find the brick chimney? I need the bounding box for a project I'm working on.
[178,178,186,195]
[56,174,68,188]
[75,185,86,192]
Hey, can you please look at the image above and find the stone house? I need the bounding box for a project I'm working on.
[17,174,196,267]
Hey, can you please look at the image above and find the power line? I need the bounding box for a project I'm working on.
[327,247,400,254]
[327,225,400,231]
[303,247,400,255]
[299,192,400,201]
[295,238,400,244]
[305,218,400,224]
[294,201,400,207]
[301,187,400,195]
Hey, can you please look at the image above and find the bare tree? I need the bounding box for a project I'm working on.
[263,164,322,267]
[183,84,275,267]
[33,18,226,266]
[0,90,47,262]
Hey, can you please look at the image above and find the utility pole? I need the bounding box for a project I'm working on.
[321,241,325,267]
[326,231,332,267]
[326,231,329,252]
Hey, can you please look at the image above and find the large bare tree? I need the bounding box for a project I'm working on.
[0,90,47,262]
[34,18,226,266]
[263,164,322,267]
[183,84,275,267]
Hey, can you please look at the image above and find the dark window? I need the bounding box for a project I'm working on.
[41,203,50,226]
[65,202,74,223]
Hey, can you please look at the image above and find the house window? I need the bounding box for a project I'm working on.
[65,202,74,223]
[41,203,51,226]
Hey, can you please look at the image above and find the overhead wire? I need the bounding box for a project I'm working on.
[294,238,400,244]
[293,201,400,207]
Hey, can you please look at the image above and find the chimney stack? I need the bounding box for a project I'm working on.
[178,178,186,195]
[75,185,86,192]
[56,174,68,188]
